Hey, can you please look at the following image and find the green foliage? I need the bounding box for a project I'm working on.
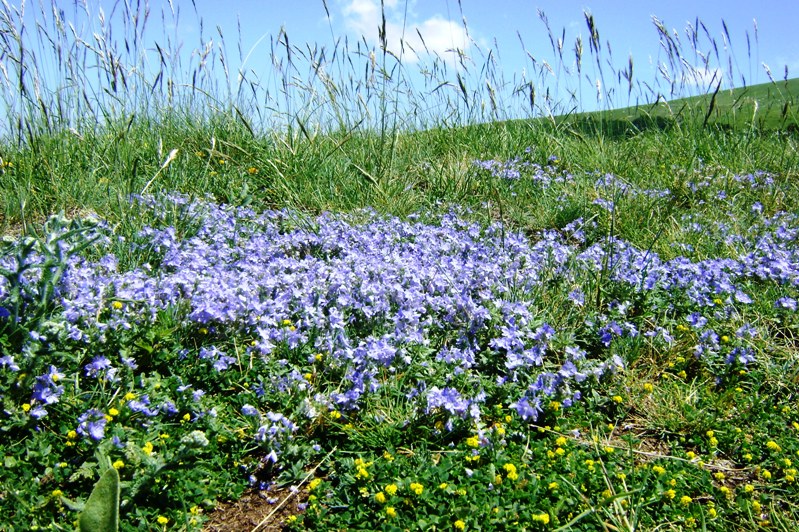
[79,464,120,532]
[1,1,798,531]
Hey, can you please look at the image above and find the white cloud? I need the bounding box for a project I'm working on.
[339,0,469,64]
[681,66,723,88]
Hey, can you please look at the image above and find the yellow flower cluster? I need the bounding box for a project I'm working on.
[766,440,782,452]
[503,463,519,481]
[385,483,398,496]
[532,513,550,525]
[409,482,424,495]
[355,458,374,480]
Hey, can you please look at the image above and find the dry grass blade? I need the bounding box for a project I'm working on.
[250,446,337,532]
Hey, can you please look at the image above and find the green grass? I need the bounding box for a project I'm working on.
[1,2,799,531]
[558,77,799,137]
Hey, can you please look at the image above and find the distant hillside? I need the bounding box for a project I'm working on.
[558,78,799,137]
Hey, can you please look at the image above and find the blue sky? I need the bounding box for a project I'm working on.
[6,0,799,129]
[180,0,797,80]
[166,0,798,111]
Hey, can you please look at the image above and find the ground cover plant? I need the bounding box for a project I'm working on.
[1,1,799,530]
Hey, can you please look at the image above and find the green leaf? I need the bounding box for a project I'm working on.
[78,466,120,532]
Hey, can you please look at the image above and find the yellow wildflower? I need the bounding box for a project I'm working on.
[386,507,397,518]
[112,460,125,470]
[503,463,518,481]
[532,513,550,525]
[454,520,466,530]
[652,465,666,475]
[142,441,154,456]
[375,492,387,504]
[663,489,676,500]
[157,516,168,525]
[766,440,781,452]
[466,436,479,448]
[385,484,398,496]
[409,482,423,495]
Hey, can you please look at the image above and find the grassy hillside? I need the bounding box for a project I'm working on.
[1,2,799,531]
[555,77,799,137]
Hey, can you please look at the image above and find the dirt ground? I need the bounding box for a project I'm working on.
[203,485,307,532]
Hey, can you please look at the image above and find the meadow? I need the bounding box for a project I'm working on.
[1,1,798,530]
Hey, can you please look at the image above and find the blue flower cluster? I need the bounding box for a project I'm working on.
[1,178,797,443]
